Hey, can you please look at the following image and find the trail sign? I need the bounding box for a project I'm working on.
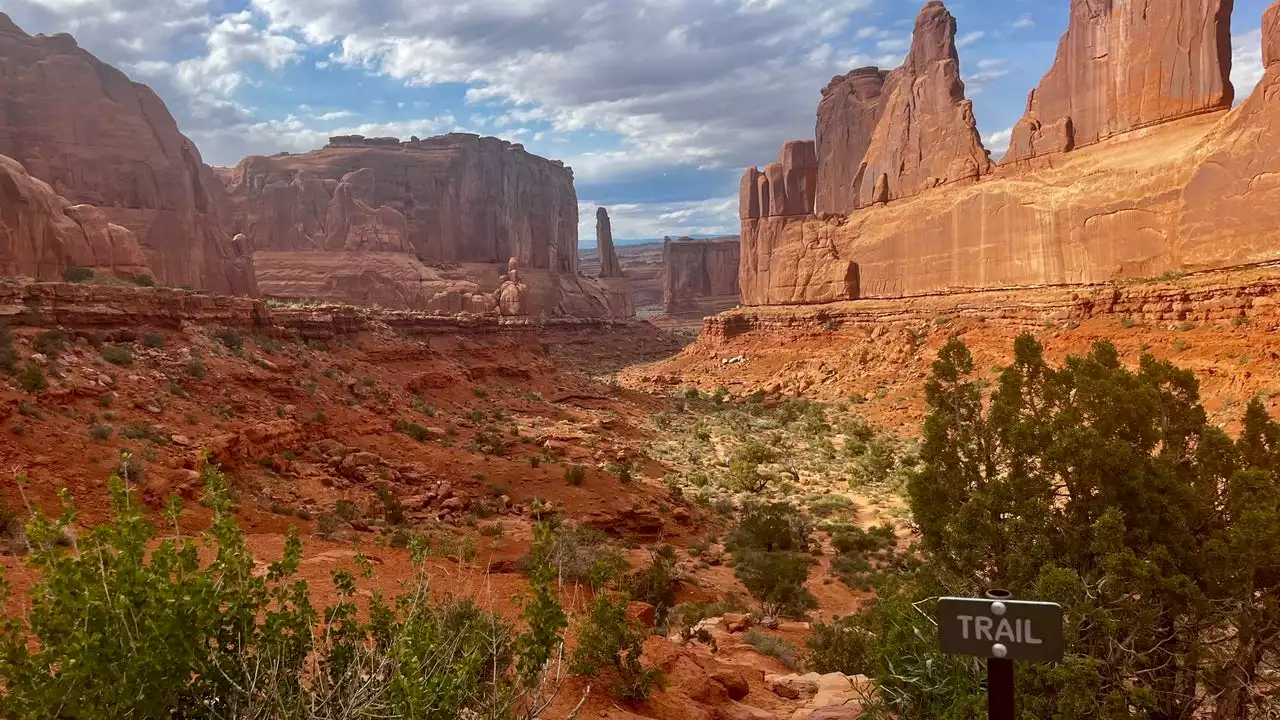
[938,596,1064,662]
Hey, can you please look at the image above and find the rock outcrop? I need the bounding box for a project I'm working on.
[815,68,890,215]
[596,208,623,278]
[853,1,990,207]
[0,154,152,280]
[740,141,818,220]
[663,236,742,315]
[738,0,1280,306]
[223,135,578,271]
[0,13,256,295]
[1002,0,1234,163]
[1266,1,1280,67]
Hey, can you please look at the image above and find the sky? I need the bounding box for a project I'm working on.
[5,0,1274,245]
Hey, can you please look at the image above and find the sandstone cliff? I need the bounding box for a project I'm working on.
[815,68,890,215]
[595,207,623,278]
[223,135,578,272]
[0,13,256,295]
[0,154,152,280]
[663,236,742,315]
[1003,0,1234,163]
[852,1,990,207]
[739,0,1280,306]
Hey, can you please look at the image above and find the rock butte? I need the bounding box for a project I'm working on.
[740,0,1280,306]
[0,13,256,295]
[663,236,742,316]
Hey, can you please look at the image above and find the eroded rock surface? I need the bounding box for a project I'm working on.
[740,142,818,220]
[596,207,623,278]
[663,236,742,315]
[853,1,990,207]
[0,155,152,280]
[815,67,890,215]
[1003,0,1234,163]
[0,13,256,295]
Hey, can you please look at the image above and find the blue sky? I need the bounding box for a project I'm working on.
[6,0,1273,244]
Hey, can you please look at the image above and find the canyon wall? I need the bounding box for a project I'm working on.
[0,13,256,296]
[740,0,1280,306]
[663,236,742,315]
[1002,0,1234,163]
[815,68,889,215]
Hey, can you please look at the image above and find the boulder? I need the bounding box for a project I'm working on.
[717,703,777,720]
[710,667,751,701]
[816,67,890,215]
[853,0,990,206]
[722,613,753,633]
[0,14,255,294]
[1003,0,1234,163]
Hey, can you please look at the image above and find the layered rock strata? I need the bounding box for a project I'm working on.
[739,0,1280,306]
[1003,0,1235,163]
[0,13,256,295]
[663,236,742,315]
[815,68,890,214]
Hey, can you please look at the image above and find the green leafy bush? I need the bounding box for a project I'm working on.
[523,520,626,590]
[394,418,432,442]
[625,546,680,626]
[563,464,587,486]
[724,439,776,493]
[89,424,112,441]
[100,344,133,366]
[733,550,816,619]
[725,501,813,554]
[571,592,665,701]
[213,328,243,353]
[186,358,206,379]
[742,630,800,670]
[142,333,165,348]
[32,330,67,359]
[61,265,93,283]
[0,464,570,720]
[16,363,46,393]
[133,274,155,287]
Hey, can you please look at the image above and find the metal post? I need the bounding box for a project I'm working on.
[986,589,1015,720]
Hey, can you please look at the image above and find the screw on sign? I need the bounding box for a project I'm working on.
[937,590,1064,720]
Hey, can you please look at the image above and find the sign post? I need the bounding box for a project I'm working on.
[937,590,1064,719]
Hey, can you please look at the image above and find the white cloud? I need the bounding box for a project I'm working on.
[956,30,985,48]
[1011,14,1034,29]
[578,196,738,242]
[965,58,1010,92]
[1231,28,1265,103]
[984,127,1013,154]
[246,0,877,173]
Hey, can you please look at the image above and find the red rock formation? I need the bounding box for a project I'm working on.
[0,13,256,295]
[740,141,818,220]
[663,236,742,315]
[815,68,890,215]
[1003,0,1234,163]
[596,207,623,277]
[853,1,990,207]
[224,135,578,272]
[1266,1,1280,67]
[0,154,152,280]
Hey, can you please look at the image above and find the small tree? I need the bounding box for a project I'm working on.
[571,592,664,701]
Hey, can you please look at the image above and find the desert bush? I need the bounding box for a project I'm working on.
[133,274,155,287]
[142,333,165,349]
[0,464,570,720]
[523,520,626,590]
[806,615,876,675]
[563,464,587,486]
[186,358,206,379]
[16,363,46,393]
[742,630,801,670]
[0,325,15,374]
[373,484,405,526]
[725,501,813,554]
[733,550,817,619]
[213,328,243,353]
[32,329,67,359]
[571,592,665,701]
[89,423,112,441]
[100,344,133,366]
[394,418,432,442]
[624,546,680,625]
[724,439,777,493]
[62,265,93,283]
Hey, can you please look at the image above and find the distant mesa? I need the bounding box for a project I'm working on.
[738,0,1280,307]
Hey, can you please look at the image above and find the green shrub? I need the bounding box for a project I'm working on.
[120,424,169,445]
[0,325,15,374]
[617,464,633,484]
[186,358,206,379]
[733,550,817,618]
[571,592,665,701]
[142,333,165,349]
[742,629,800,670]
[563,465,587,486]
[725,501,813,554]
[373,484,405,526]
[807,615,876,675]
[394,418,432,442]
[625,546,680,625]
[0,464,570,720]
[523,520,626,589]
[212,328,243,353]
[100,344,133,367]
[133,274,155,287]
[724,439,777,493]
[16,363,46,393]
[89,424,112,441]
[32,330,68,359]
[62,266,94,283]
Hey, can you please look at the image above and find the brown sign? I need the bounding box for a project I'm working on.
[938,597,1064,662]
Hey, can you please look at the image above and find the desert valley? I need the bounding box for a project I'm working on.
[1,0,1279,718]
